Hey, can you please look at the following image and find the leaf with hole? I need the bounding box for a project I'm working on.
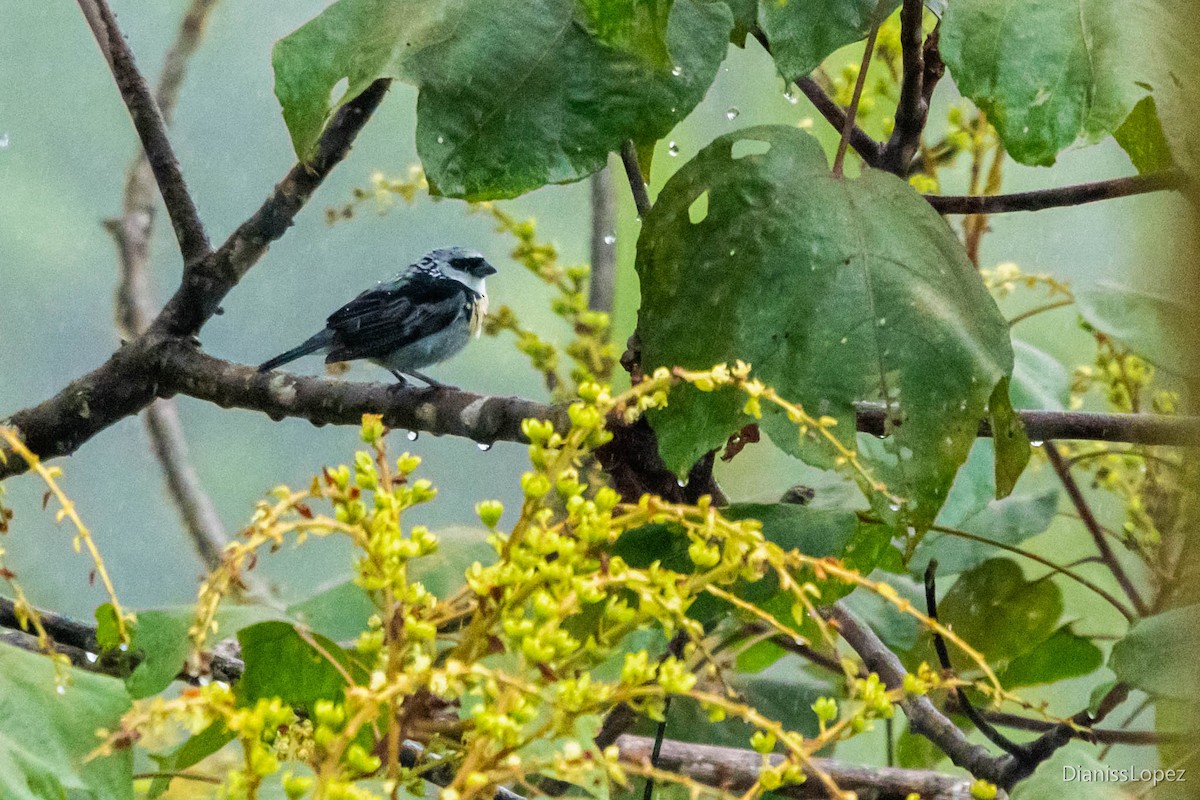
[636,125,1013,530]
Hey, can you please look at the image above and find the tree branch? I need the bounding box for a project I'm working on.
[879,0,933,174]
[824,603,1016,787]
[107,0,229,572]
[76,0,211,266]
[589,164,618,314]
[619,141,652,219]
[154,78,392,338]
[1044,442,1151,616]
[925,171,1186,215]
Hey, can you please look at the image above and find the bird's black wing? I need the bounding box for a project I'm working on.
[324,272,476,362]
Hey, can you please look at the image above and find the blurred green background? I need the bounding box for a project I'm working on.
[0,0,1191,771]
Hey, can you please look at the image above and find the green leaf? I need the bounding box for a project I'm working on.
[1114,96,1174,175]
[1109,605,1200,699]
[637,125,1012,530]
[1076,281,1193,376]
[910,558,1062,669]
[94,602,121,651]
[147,722,235,799]
[0,642,133,800]
[999,625,1102,688]
[236,621,366,715]
[1011,340,1070,411]
[758,0,901,80]
[1010,743,1127,800]
[125,610,191,699]
[941,0,1200,170]
[910,441,1058,576]
[988,378,1030,499]
[274,0,733,199]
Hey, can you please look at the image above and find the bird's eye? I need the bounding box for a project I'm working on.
[452,256,486,270]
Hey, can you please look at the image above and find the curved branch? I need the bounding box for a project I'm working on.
[926,171,1186,215]
[879,0,935,174]
[152,79,392,338]
[76,0,211,265]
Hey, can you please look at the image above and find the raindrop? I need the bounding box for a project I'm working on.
[676,478,687,488]
[725,107,740,121]
[668,141,680,157]
[198,675,212,686]
[888,501,902,511]
[877,317,887,326]
[436,135,445,144]
[729,248,737,256]
[477,442,492,452]
[839,337,848,344]
[1030,440,1044,447]
[0,132,9,149]
[671,65,684,77]
[118,643,129,652]
[784,89,798,105]
[85,652,98,663]
[407,430,419,441]
[603,234,616,245]
[56,685,66,695]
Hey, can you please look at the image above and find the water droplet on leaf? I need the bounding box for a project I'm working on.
[671,65,683,77]
[603,234,616,245]
[477,442,492,451]
[784,90,798,105]
[668,142,680,157]
[725,107,740,121]
[407,430,419,441]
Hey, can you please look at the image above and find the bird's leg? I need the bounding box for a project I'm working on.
[388,369,410,386]
[406,370,454,390]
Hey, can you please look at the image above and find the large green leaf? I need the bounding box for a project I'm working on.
[1076,281,1194,376]
[999,625,1102,688]
[908,558,1062,670]
[758,0,901,80]
[274,0,733,199]
[1011,339,1071,411]
[941,0,1200,170]
[236,621,367,716]
[1109,605,1200,699]
[636,125,1013,529]
[0,643,133,800]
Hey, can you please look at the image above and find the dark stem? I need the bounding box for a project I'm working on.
[879,0,932,174]
[923,562,1029,759]
[926,171,1186,215]
[619,141,652,218]
[1044,441,1151,616]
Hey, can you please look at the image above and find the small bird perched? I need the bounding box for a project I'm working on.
[257,246,497,387]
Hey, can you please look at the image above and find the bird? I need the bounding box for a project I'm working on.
[257,246,497,387]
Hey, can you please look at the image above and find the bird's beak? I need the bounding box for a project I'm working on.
[480,262,498,276]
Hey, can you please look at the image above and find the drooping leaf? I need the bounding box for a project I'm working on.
[941,0,1200,171]
[909,558,1062,669]
[236,621,367,716]
[1109,605,1200,699]
[1010,743,1128,800]
[988,378,1030,499]
[147,722,235,799]
[1011,339,1071,411]
[758,0,901,80]
[273,0,734,199]
[0,642,133,800]
[637,126,1013,530]
[1076,281,1194,376]
[1114,96,1174,175]
[999,625,1102,687]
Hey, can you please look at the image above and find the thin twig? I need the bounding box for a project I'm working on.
[879,0,930,174]
[924,562,1028,759]
[1044,441,1151,617]
[619,141,652,218]
[926,171,1186,214]
[76,0,211,265]
[589,164,618,313]
[106,0,230,573]
[833,26,879,178]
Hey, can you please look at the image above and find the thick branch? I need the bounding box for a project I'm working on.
[154,79,392,337]
[926,171,1185,215]
[824,603,1015,787]
[76,0,211,265]
[616,735,976,800]
[879,0,931,174]
[160,345,565,445]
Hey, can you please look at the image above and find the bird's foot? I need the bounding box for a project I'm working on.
[407,370,456,391]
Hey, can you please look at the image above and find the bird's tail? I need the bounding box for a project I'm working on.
[257,330,334,372]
